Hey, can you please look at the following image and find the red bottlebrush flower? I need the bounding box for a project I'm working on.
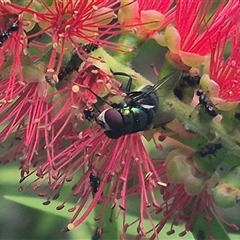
[0,58,122,174]
[205,27,240,102]
[0,9,29,102]
[148,148,239,239]
[118,0,174,39]
[153,184,237,239]
[155,0,240,68]
[1,46,166,238]
[138,0,173,12]
[4,0,124,85]
[6,0,120,45]
[0,0,124,173]
[19,130,167,239]
[1,1,240,239]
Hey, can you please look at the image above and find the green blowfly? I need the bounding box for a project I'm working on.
[85,71,182,139]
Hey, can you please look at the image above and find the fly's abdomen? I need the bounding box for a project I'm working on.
[121,106,156,134]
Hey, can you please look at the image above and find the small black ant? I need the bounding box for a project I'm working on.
[89,172,101,197]
[58,43,98,81]
[198,143,222,157]
[46,43,98,85]
[182,74,201,88]
[197,89,218,117]
[83,107,98,121]
[82,43,98,54]
[0,21,19,47]
[174,74,200,100]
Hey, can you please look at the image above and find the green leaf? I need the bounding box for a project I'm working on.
[92,204,119,240]
[4,195,73,218]
[192,211,230,240]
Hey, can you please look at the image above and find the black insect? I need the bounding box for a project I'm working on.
[82,43,98,54]
[0,21,19,47]
[83,107,97,121]
[197,89,218,117]
[45,43,98,85]
[89,172,101,197]
[234,112,240,120]
[198,143,222,157]
[174,74,200,100]
[45,75,56,86]
[89,71,182,139]
[58,43,98,81]
[183,74,201,87]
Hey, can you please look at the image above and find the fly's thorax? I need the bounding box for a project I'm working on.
[138,85,159,110]
[140,85,154,92]
[119,104,157,134]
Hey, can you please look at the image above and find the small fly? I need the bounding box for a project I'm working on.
[85,71,182,139]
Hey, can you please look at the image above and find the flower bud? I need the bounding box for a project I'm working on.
[211,166,240,208]
[166,149,191,183]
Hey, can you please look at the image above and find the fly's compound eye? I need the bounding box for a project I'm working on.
[104,108,123,131]
[98,108,123,131]
[97,108,124,139]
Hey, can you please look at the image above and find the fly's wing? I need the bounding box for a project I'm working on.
[153,72,184,128]
[138,71,183,129]
[133,71,183,102]
[133,71,182,108]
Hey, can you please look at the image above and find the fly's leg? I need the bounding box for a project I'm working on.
[111,71,133,93]
[83,71,132,118]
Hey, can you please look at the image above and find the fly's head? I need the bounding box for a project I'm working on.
[97,108,124,139]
